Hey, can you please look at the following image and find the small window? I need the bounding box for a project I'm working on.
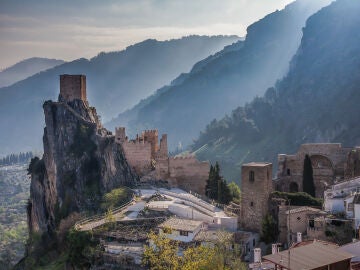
[249,171,255,182]
[250,202,254,207]
[287,169,291,176]
[297,216,301,221]
[180,231,188,236]
[348,203,354,211]
[253,239,256,246]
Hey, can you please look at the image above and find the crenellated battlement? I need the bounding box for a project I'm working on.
[114,126,209,195]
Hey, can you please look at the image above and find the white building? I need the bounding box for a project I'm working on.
[354,194,360,231]
[158,218,205,243]
[324,177,360,213]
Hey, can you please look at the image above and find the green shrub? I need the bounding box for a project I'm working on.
[270,191,323,207]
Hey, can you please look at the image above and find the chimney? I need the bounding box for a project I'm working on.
[272,244,279,254]
[254,248,261,263]
[297,232,302,243]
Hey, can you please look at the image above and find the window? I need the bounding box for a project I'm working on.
[253,239,256,247]
[180,231,188,236]
[250,201,254,207]
[249,171,255,182]
[297,216,301,221]
[287,169,291,176]
[348,203,354,212]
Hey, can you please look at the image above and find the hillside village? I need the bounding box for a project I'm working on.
[16,75,360,270]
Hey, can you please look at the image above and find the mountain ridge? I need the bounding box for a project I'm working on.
[108,0,332,150]
[0,57,65,88]
[192,0,360,182]
[0,35,238,155]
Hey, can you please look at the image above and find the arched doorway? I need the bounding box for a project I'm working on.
[310,154,334,197]
[289,182,299,193]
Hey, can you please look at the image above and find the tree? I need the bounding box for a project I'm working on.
[142,231,246,270]
[206,162,233,204]
[228,182,241,204]
[303,154,316,197]
[142,231,180,270]
[261,214,278,244]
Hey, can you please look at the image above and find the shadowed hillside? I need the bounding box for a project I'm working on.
[108,0,332,150]
[192,0,360,182]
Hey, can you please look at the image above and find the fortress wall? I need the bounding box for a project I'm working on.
[168,157,209,195]
[276,143,355,197]
[155,158,171,181]
[121,142,152,175]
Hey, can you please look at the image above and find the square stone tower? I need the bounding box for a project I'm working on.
[60,74,87,102]
[241,162,273,232]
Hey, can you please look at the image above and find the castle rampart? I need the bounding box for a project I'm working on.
[275,143,360,197]
[115,127,209,194]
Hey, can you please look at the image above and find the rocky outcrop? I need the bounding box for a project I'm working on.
[27,96,138,235]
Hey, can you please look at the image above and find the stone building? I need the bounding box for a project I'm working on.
[275,143,356,197]
[59,74,87,102]
[277,206,326,244]
[115,127,209,195]
[240,162,273,232]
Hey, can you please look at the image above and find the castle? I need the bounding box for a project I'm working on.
[275,143,360,197]
[240,143,360,233]
[115,127,209,195]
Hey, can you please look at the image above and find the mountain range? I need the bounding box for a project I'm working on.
[0,57,65,88]
[0,36,238,155]
[192,0,360,182]
[107,0,332,150]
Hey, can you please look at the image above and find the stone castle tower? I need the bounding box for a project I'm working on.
[241,162,273,232]
[60,74,87,102]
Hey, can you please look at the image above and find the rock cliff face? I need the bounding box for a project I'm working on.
[27,96,138,235]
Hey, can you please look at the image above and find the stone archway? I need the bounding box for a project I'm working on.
[289,182,299,193]
[309,154,334,198]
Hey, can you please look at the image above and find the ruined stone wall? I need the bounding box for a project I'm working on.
[60,74,86,102]
[156,134,168,159]
[155,158,170,180]
[241,163,273,232]
[167,156,209,195]
[345,147,360,179]
[142,130,159,157]
[121,141,152,175]
[114,127,209,194]
[276,143,352,197]
[115,127,126,144]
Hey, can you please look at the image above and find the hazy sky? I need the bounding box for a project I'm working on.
[0,0,293,69]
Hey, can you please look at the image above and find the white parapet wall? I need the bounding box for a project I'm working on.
[168,203,214,223]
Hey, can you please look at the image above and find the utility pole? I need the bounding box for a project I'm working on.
[288,198,291,270]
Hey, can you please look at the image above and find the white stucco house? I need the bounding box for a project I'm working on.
[158,217,205,243]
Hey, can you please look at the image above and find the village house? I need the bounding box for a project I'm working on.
[262,240,353,270]
[158,217,205,243]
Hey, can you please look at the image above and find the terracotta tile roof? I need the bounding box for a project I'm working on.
[193,230,233,242]
[158,218,203,232]
[263,241,353,270]
[285,206,324,215]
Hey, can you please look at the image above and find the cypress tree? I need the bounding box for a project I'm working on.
[205,165,214,198]
[303,154,316,197]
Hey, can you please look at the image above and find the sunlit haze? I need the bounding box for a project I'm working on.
[0,0,293,69]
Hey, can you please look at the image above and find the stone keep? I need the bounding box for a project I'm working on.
[241,162,273,232]
[60,74,87,102]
